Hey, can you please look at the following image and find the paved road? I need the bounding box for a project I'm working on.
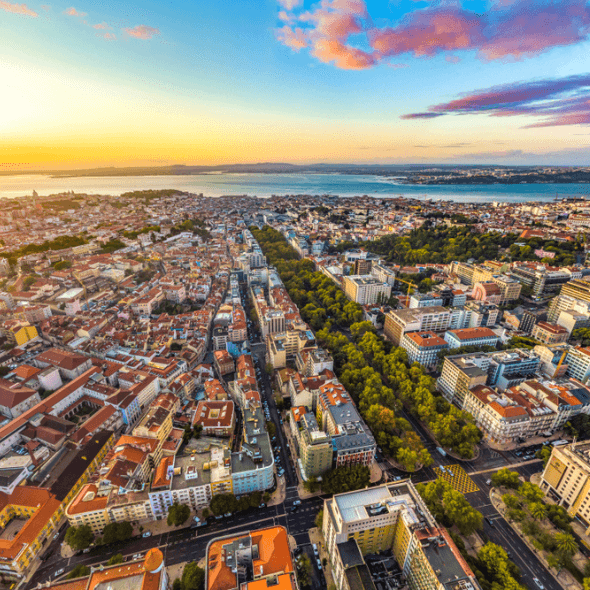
[29,493,324,588]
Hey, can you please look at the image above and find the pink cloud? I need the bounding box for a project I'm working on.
[275,25,309,51]
[102,32,116,40]
[40,4,50,10]
[369,9,484,57]
[93,22,109,29]
[402,74,590,127]
[275,0,590,69]
[277,0,303,9]
[311,38,376,69]
[124,24,160,39]
[64,6,86,16]
[0,1,37,16]
[446,55,461,63]
[278,10,295,23]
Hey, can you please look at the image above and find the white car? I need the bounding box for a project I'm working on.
[54,569,65,577]
[142,531,152,538]
[533,579,544,590]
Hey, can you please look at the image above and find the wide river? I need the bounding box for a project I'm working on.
[1,173,590,203]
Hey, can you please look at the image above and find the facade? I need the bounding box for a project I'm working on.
[384,307,451,346]
[343,275,391,306]
[323,482,481,590]
[444,327,499,350]
[540,442,590,535]
[296,411,333,478]
[531,321,569,345]
[400,331,447,370]
[565,346,590,383]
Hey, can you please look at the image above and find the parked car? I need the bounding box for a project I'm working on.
[293,500,301,506]
[54,569,65,577]
[533,578,544,590]
[132,553,143,560]
[142,532,152,538]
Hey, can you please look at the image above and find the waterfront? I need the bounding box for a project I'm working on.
[1,172,590,202]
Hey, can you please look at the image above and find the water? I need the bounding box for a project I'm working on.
[1,172,589,203]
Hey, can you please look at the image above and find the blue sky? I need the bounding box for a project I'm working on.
[1,0,589,168]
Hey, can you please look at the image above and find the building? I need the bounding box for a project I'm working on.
[560,278,590,303]
[292,408,333,479]
[540,442,590,535]
[400,331,447,371]
[193,400,235,437]
[343,275,391,306]
[206,526,297,590]
[565,346,590,383]
[214,350,235,377]
[490,274,522,303]
[0,379,41,420]
[323,482,481,590]
[510,265,571,297]
[444,327,499,350]
[384,307,451,346]
[44,548,168,590]
[437,353,489,407]
[472,282,502,306]
[531,321,569,345]
[0,322,38,347]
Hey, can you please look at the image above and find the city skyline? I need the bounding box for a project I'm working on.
[1,0,590,169]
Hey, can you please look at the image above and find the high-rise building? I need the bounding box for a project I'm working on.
[323,482,481,590]
[384,307,451,346]
[343,275,392,305]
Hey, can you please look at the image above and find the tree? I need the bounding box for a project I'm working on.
[202,508,210,519]
[491,469,521,489]
[65,565,90,579]
[555,532,578,558]
[167,502,191,526]
[65,525,94,551]
[102,521,133,544]
[321,465,370,495]
[536,446,552,466]
[529,502,546,520]
[210,493,238,516]
[181,562,205,590]
[315,509,324,529]
[266,421,276,437]
[297,554,312,588]
[107,554,124,565]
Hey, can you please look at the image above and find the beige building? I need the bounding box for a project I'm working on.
[541,442,590,535]
[323,482,481,590]
[437,353,489,407]
[384,306,451,346]
[532,321,569,346]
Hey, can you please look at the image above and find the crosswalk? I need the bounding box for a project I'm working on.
[433,464,479,494]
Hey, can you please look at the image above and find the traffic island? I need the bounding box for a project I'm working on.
[490,487,582,590]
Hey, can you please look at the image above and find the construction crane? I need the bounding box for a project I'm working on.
[554,349,568,375]
[73,272,91,311]
[395,277,416,296]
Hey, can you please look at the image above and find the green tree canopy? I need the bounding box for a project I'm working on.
[65,525,94,551]
[167,502,191,526]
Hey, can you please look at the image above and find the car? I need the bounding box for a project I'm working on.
[258,503,266,508]
[293,500,301,506]
[132,553,143,560]
[313,544,318,555]
[486,479,492,486]
[54,569,65,577]
[533,578,544,589]
[142,531,152,538]
[290,506,298,513]
[224,512,233,517]
[82,548,91,554]
[53,532,60,540]
[317,560,322,570]
[485,517,495,528]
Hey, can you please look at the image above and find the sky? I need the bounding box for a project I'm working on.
[1,0,590,169]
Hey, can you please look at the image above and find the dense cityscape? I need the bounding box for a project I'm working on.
[0,189,586,590]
